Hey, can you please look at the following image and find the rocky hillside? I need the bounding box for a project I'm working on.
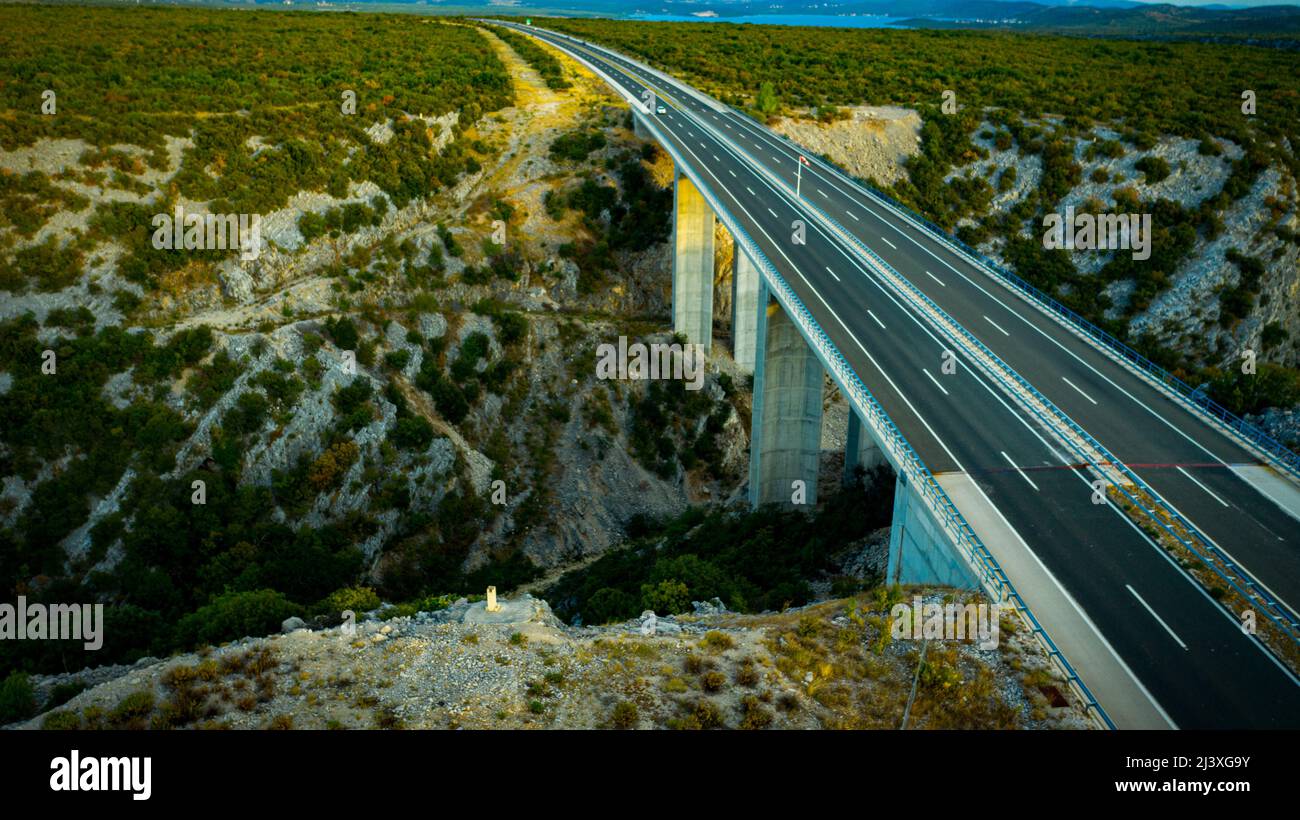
[0,11,756,683]
[10,589,1093,731]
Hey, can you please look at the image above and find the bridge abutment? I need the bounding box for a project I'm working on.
[672,171,714,352]
[748,292,824,508]
[887,473,980,589]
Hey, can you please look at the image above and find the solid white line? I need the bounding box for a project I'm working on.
[1000,450,1039,491]
[824,266,840,282]
[925,270,945,287]
[1062,377,1099,405]
[1176,466,1231,508]
[867,309,886,330]
[983,315,1011,337]
[923,368,950,396]
[1126,585,1188,650]
[880,236,897,250]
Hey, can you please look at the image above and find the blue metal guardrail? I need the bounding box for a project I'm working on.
[740,116,1300,486]
[630,107,1117,729]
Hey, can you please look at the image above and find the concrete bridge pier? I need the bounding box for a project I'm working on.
[887,473,980,589]
[748,290,824,508]
[843,410,887,486]
[731,251,761,372]
[633,113,655,142]
[672,171,714,351]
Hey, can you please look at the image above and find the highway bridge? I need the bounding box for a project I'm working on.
[485,20,1300,729]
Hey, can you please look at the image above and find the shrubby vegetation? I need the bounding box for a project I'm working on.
[550,149,672,292]
[1,6,511,284]
[546,466,894,625]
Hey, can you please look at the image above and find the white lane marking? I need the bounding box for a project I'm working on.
[746,186,756,196]
[713,154,720,162]
[767,208,779,218]
[1176,466,1230,508]
[700,142,707,149]
[728,169,736,178]
[1061,377,1099,405]
[867,309,886,330]
[983,315,1011,337]
[880,236,897,250]
[923,368,950,396]
[824,266,840,282]
[818,189,828,198]
[1126,585,1188,650]
[925,270,945,287]
[1000,450,1039,491]
[847,211,860,221]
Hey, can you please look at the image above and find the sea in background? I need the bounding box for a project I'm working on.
[626,13,912,28]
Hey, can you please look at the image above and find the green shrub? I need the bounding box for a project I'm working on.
[41,710,82,730]
[315,586,381,618]
[390,416,435,451]
[175,589,300,648]
[640,579,690,616]
[611,700,639,729]
[0,672,36,724]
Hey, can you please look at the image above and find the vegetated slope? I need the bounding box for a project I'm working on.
[10,588,1093,731]
[540,17,1300,445]
[0,6,510,293]
[0,6,752,696]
